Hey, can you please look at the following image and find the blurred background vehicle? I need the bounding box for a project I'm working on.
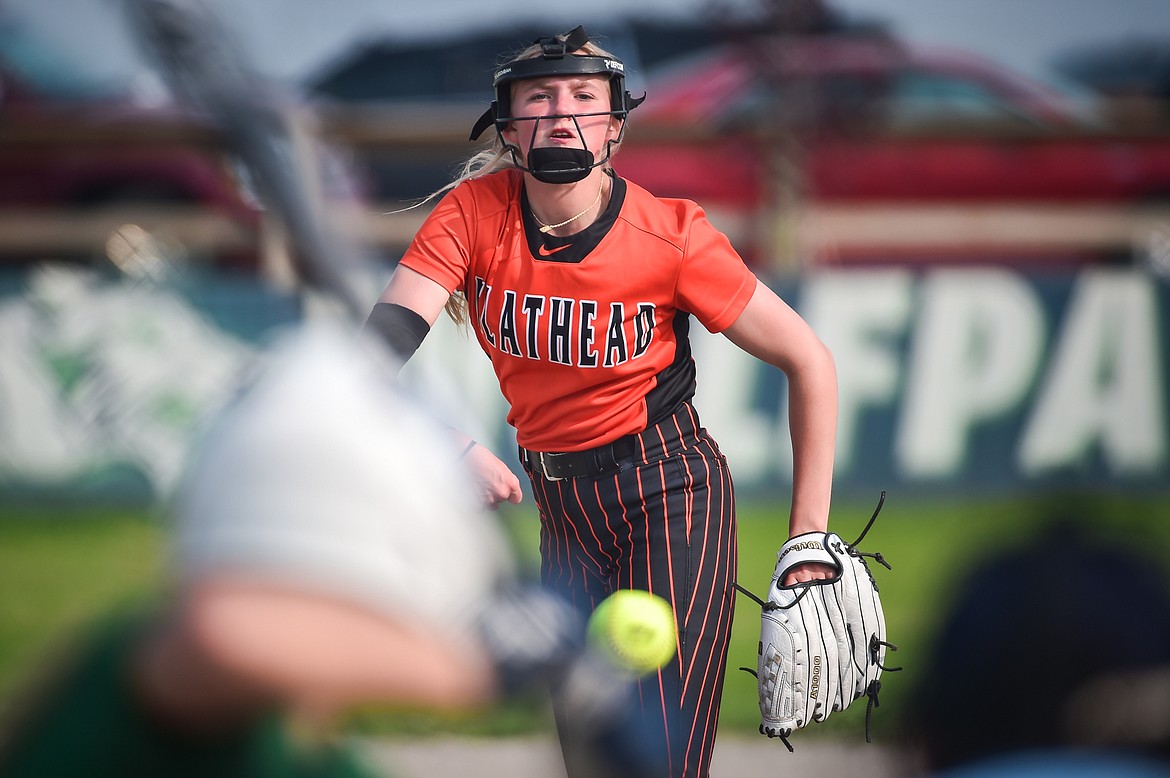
[4,0,1169,276]
[0,17,264,275]
[613,23,1170,269]
[0,8,372,281]
[628,29,1092,131]
[298,7,1170,271]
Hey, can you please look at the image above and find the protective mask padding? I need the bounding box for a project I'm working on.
[527,147,596,184]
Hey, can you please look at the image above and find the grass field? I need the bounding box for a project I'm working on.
[2,491,1169,745]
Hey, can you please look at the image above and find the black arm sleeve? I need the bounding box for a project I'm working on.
[363,302,431,362]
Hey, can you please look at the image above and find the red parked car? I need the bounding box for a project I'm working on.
[614,33,1170,268]
[0,34,264,272]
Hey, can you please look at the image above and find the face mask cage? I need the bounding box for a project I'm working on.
[468,26,646,184]
[502,109,632,184]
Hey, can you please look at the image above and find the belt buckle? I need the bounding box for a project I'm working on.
[536,452,564,481]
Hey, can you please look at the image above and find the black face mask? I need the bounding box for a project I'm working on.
[526,147,597,184]
[507,110,617,184]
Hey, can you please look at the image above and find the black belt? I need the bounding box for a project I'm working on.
[521,435,637,481]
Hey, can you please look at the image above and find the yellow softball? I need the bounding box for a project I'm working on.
[587,589,678,675]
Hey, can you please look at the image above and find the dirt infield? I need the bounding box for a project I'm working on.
[356,734,909,777]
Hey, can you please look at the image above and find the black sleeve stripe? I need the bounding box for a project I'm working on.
[364,302,431,361]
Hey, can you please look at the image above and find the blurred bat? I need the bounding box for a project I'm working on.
[124,0,368,319]
[124,4,668,775]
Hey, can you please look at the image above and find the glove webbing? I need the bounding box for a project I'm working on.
[736,662,797,753]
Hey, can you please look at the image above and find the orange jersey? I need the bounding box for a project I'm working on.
[399,169,756,451]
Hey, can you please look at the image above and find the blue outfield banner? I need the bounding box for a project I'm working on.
[0,264,1166,502]
[712,268,1169,496]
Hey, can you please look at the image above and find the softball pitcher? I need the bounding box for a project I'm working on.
[365,26,839,778]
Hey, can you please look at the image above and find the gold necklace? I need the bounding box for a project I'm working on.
[534,177,605,234]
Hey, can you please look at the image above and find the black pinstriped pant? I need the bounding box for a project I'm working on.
[522,402,738,778]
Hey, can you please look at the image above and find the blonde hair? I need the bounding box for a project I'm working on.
[429,34,628,324]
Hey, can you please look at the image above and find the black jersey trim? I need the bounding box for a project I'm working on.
[644,312,698,425]
[522,171,627,264]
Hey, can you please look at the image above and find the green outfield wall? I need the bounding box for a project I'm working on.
[1,265,1166,502]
